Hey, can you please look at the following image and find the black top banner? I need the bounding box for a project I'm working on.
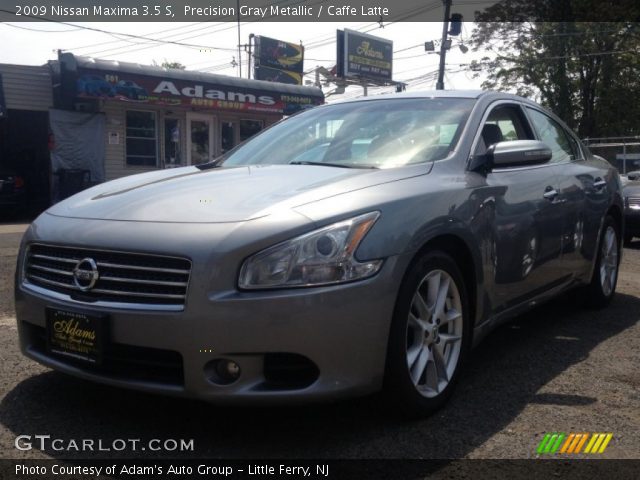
[0,74,6,119]
[2,0,638,22]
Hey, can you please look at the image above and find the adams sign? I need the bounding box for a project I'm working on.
[75,68,322,115]
[337,29,393,84]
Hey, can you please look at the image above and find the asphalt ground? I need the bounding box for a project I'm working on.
[0,222,638,461]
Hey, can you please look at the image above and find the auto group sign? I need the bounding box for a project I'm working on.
[74,68,322,115]
[337,29,393,84]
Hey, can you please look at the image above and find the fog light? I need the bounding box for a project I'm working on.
[205,358,241,385]
[224,360,240,378]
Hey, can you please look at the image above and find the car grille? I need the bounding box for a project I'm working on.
[24,244,191,308]
[628,197,640,209]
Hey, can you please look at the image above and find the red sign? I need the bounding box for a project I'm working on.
[76,68,322,115]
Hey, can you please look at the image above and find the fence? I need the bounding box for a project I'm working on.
[582,136,640,174]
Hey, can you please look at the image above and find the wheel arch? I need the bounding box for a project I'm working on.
[382,231,481,409]
[398,231,483,331]
[607,204,623,244]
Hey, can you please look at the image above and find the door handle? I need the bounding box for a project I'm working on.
[543,187,558,200]
[593,178,607,190]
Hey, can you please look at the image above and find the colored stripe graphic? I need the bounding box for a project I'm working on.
[567,434,583,453]
[544,433,559,453]
[560,433,575,453]
[590,434,605,453]
[537,433,552,454]
[574,433,589,453]
[550,433,565,453]
[584,433,599,453]
[538,433,613,454]
[598,433,613,453]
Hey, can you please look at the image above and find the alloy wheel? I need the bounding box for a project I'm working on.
[599,225,618,297]
[405,269,463,398]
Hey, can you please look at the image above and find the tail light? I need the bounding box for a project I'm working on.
[14,176,25,188]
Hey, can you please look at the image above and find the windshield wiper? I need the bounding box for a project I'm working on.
[197,157,225,170]
[289,161,378,169]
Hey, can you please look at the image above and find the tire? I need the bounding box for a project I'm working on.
[585,215,620,309]
[384,250,472,417]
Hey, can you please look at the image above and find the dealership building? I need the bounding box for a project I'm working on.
[0,52,324,210]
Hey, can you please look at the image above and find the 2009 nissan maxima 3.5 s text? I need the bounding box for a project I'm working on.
[16,91,623,415]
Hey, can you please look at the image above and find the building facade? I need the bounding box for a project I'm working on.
[0,53,324,212]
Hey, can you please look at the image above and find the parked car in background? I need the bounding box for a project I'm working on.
[621,170,640,184]
[0,167,27,213]
[114,80,148,100]
[622,174,640,243]
[15,91,624,415]
[77,74,114,97]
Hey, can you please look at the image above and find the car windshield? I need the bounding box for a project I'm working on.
[220,98,475,169]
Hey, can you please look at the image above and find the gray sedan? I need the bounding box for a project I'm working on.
[623,178,640,243]
[15,91,623,415]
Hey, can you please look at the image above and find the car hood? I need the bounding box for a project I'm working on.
[47,164,430,223]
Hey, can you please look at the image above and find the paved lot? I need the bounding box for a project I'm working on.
[0,223,638,460]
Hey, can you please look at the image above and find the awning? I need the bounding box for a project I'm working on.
[55,53,324,115]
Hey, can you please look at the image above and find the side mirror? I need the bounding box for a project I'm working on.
[490,140,552,168]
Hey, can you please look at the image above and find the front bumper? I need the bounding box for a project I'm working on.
[624,207,640,235]
[16,214,407,403]
[0,190,26,207]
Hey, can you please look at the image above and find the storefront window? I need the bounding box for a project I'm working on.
[221,121,236,154]
[164,118,181,167]
[126,110,157,166]
[239,119,263,142]
[190,119,211,164]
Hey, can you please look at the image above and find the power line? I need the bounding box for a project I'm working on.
[0,8,237,51]
[81,0,327,58]
[496,49,640,62]
[1,22,83,32]
[71,22,225,52]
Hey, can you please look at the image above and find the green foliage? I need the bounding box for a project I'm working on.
[470,1,640,137]
[152,59,186,70]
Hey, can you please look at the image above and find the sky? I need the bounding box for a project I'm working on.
[0,18,487,101]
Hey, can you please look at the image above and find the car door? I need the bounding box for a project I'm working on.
[526,107,610,280]
[474,102,567,312]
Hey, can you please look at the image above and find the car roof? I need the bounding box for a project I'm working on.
[330,90,536,105]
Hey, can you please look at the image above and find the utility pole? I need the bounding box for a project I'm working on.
[436,0,452,90]
[236,0,242,77]
[248,34,255,79]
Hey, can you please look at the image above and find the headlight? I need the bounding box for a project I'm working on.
[239,212,383,289]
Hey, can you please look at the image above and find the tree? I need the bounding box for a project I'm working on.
[152,59,186,70]
[470,1,640,138]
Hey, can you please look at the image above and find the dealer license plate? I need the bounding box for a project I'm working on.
[46,308,106,365]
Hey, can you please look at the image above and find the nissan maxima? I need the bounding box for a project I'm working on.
[15,91,623,415]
